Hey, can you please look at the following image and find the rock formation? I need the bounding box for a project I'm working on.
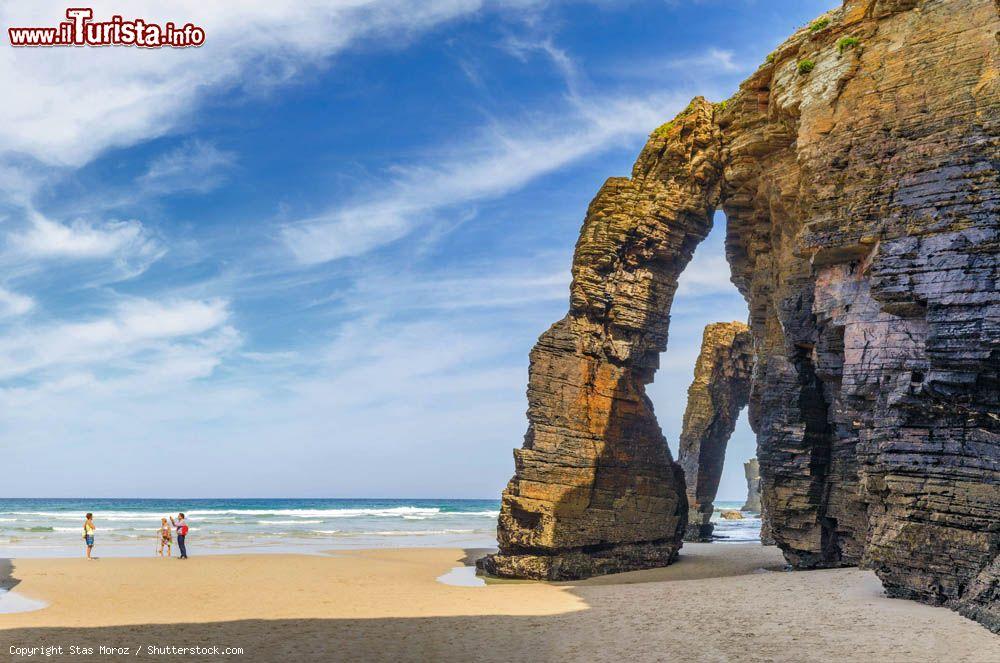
[484,0,999,631]
[477,98,722,581]
[742,458,761,513]
[677,321,753,541]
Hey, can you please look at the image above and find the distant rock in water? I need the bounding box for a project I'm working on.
[482,0,1000,633]
[721,511,744,521]
[741,458,761,513]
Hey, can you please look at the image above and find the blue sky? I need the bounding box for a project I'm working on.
[0,0,836,499]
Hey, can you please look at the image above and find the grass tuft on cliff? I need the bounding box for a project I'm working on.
[797,59,816,75]
[651,121,674,138]
[809,17,830,33]
[837,36,860,53]
[651,99,702,138]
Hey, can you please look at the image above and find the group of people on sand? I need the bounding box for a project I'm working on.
[82,512,190,560]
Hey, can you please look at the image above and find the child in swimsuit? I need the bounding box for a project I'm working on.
[158,517,172,557]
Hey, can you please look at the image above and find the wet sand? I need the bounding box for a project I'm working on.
[0,544,996,662]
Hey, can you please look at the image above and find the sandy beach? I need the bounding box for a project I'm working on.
[1,544,996,662]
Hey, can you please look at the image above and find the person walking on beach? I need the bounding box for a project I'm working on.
[82,513,96,560]
[157,517,173,557]
[170,513,189,559]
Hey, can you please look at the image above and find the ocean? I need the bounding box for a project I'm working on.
[709,501,763,543]
[0,498,760,558]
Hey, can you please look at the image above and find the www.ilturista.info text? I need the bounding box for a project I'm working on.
[8,8,205,48]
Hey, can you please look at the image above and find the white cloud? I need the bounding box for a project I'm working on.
[0,286,35,317]
[499,35,579,87]
[676,252,739,296]
[9,214,159,261]
[0,0,537,167]
[139,140,236,194]
[0,309,526,497]
[280,34,738,265]
[600,47,744,82]
[4,213,166,283]
[282,89,693,264]
[335,261,570,314]
[660,47,740,72]
[0,4,760,499]
[0,297,232,381]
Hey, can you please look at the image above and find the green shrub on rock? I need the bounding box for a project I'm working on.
[809,17,830,33]
[838,36,860,53]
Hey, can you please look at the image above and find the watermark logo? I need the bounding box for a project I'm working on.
[9,8,205,48]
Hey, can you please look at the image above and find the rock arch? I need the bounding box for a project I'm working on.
[481,0,999,631]
[477,98,724,581]
[676,322,753,542]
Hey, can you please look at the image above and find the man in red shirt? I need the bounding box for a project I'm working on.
[170,513,189,559]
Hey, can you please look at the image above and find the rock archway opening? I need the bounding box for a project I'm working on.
[648,215,760,544]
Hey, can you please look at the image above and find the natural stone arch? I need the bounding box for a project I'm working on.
[677,321,753,542]
[482,0,999,632]
[478,98,724,580]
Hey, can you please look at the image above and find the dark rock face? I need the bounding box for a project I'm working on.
[677,322,753,541]
[742,458,761,513]
[719,0,999,629]
[485,0,999,630]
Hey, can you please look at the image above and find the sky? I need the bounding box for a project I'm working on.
[0,0,837,499]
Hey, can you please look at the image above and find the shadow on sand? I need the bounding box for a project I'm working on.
[0,544,787,662]
[0,560,19,591]
[2,544,988,663]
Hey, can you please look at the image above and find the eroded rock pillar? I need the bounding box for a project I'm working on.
[742,458,761,513]
[478,99,724,580]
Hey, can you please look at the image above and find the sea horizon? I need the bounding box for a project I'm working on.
[0,497,760,558]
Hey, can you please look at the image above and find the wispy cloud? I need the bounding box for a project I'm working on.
[0,1,543,168]
[300,254,571,316]
[10,214,158,261]
[0,287,35,318]
[599,47,744,82]
[499,35,580,89]
[673,47,740,72]
[279,33,742,266]
[138,140,236,195]
[0,310,524,497]
[3,213,166,284]
[0,297,233,382]
[676,252,739,296]
[281,88,692,264]
[0,2,765,499]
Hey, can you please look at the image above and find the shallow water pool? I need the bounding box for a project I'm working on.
[0,588,46,614]
[436,565,486,587]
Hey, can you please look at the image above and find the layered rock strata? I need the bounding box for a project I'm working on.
[485,0,999,630]
[677,322,753,541]
[719,0,999,630]
[478,99,723,580]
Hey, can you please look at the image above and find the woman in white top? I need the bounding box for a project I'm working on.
[157,517,173,557]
